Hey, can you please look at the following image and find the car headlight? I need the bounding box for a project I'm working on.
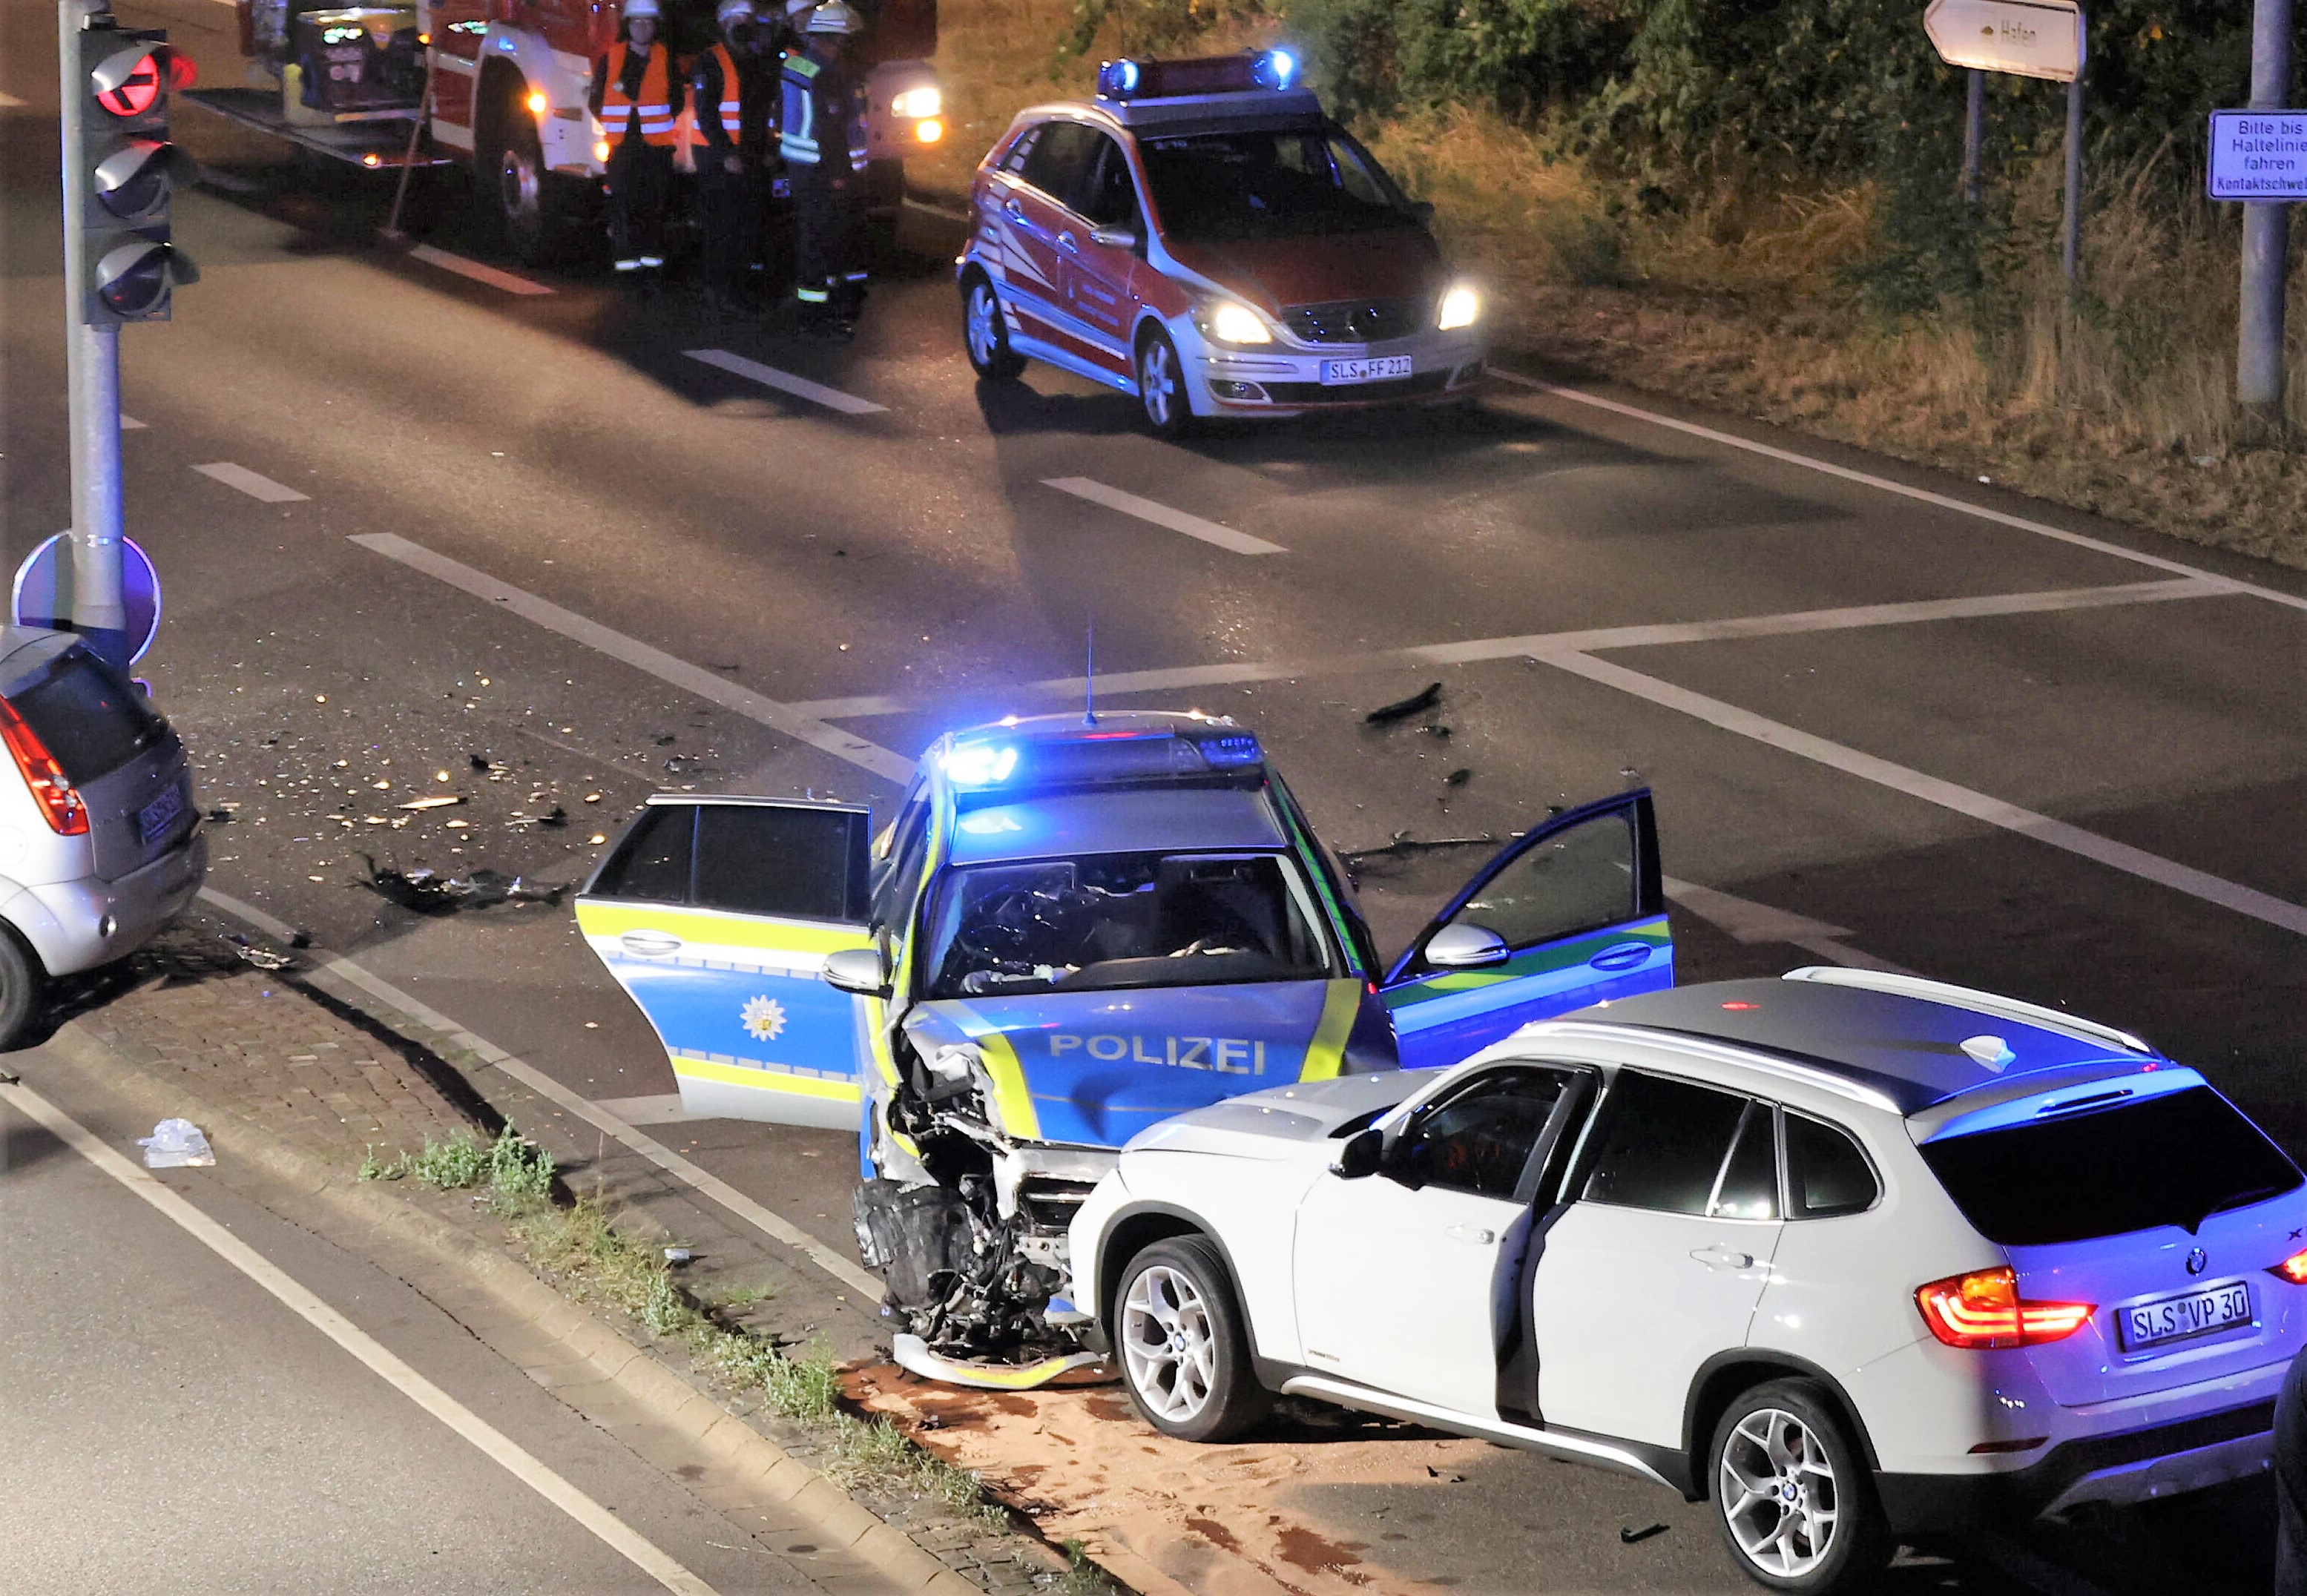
[1438,284,1481,331]
[1202,300,1272,346]
[890,85,941,120]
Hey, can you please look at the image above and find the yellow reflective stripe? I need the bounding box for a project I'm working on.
[574,898,869,955]
[1296,978,1363,1083]
[863,995,901,1088]
[973,1029,1040,1140]
[672,1055,860,1103]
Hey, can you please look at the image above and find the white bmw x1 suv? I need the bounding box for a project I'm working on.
[1068,967,2307,1593]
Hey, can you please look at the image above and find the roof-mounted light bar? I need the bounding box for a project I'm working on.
[1097,49,1300,102]
[939,725,1266,791]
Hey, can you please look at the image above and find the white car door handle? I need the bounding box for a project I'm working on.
[1691,1244,1754,1270]
[1004,198,1027,222]
[1058,229,1079,254]
[619,930,682,957]
[1445,1224,1495,1245]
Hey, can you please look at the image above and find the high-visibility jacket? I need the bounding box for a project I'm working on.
[597,42,679,147]
[702,44,743,139]
[779,46,866,172]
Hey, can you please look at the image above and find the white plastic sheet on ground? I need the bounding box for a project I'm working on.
[137,1118,214,1168]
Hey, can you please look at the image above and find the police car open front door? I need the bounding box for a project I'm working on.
[576,797,876,1130]
[1380,790,1671,1072]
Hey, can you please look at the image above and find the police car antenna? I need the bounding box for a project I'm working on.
[1083,620,1098,726]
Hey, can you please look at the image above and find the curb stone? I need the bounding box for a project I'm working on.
[34,1018,1057,1596]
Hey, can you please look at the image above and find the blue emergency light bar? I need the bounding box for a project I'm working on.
[1097,49,1298,102]
[941,723,1265,792]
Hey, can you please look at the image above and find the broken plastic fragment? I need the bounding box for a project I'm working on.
[664,1247,693,1264]
[1365,682,1443,724]
[139,1118,215,1169]
[398,795,463,811]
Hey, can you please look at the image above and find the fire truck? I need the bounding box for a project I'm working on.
[192,0,942,264]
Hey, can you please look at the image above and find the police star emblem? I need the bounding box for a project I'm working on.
[740,995,788,1043]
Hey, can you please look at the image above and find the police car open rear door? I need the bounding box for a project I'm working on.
[1379,789,1671,1072]
[576,796,876,1129]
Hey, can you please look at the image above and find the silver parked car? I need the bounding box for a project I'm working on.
[0,627,205,1043]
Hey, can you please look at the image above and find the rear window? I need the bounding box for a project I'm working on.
[1920,1086,2301,1246]
[7,650,166,783]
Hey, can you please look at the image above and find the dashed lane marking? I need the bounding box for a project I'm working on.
[901,196,971,222]
[121,415,146,430]
[1549,649,2307,937]
[0,92,26,108]
[197,885,888,1301]
[1662,876,1912,975]
[683,349,887,416]
[1042,475,1288,555]
[407,243,555,296]
[1493,369,2307,616]
[197,168,263,194]
[194,461,309,502]
[349,532,914,783]
[783,576,2232,719]
[0,1077,728,1596]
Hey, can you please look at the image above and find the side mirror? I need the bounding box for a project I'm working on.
[1090,226,1139,251]
[1424,923,1510,969]
[823,946,889,997]
[1334,1127,1383,1180]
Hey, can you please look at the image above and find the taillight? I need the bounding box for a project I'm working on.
[2270,1249,2307,1285]
[0,696,88,835]
[1916,1267,2094,1349]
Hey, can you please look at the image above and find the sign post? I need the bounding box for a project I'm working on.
[1922,0,2087,278]
[2219,0,2297,421]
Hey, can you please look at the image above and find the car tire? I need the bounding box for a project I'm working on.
[481,95,571,268]
[1708,1379,1889,1595]
[1134,326,1195,439]
[961,272,1025,380]
[0,925,49,1052]
[1114,1235,1270,1442]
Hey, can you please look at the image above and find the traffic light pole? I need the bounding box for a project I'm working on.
[58,0,130,668]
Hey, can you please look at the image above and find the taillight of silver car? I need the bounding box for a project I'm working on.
[1915,1266,2093,1349]
[0,695,89,835]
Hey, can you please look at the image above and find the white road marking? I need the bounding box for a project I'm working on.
[0,91,26,108]
[197,886,887,1300]
[121,414,147,430]
[1662,876,1912,974]
[197,168,263,194]
[349,533,914,782]
[0,1076,727,1596]
[194,461,309,502]
[1551,650,2307,937]
[408,243,554,296]
[902,197,971,223]
[1042,476,1287,555]
[684,349,887,416]
[784,576,2228,719]
[1493,369,2307,616]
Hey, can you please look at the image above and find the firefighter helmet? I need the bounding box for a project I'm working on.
[803,1,863,33]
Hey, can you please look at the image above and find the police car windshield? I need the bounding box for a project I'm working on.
[1138,128,1416,242]
[922,851,1334,998]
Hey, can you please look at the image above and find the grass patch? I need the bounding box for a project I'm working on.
[361,1127,560,1216]
[505,1195,1013,1533]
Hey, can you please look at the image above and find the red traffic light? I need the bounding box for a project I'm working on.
[90,43,194,118]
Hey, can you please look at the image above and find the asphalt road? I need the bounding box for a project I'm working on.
[0,1075,857,1596]
[4,0,2305,1589]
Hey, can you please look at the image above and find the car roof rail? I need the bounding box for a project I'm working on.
[1780,966,2154,1057]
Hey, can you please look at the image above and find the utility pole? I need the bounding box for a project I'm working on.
[59,0,128,667]
[2238,0,2294,421]
[1962,68,1984,205]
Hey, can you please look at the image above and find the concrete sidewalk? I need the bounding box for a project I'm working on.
[15,906,1090,1596]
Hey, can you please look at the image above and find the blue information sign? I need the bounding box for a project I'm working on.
[2208,111,2307,202]
[12,533,162,662]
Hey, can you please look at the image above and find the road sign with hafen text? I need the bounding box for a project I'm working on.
[1923,0,2084,82]
[2208,112,2307,201]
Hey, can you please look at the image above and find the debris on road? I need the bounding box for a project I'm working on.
[398,795,465,811]
[356,857,568,914]
[664,1247,694,1264]
[1364,682,1443,724]
[1444,768,1472,787]
[1620,1523,1668,1544]
[1337,831,1499,871]
[224,933,297,972]
[138,1118,215,1168]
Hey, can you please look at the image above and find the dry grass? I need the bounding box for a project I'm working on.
[923,0,2307,569]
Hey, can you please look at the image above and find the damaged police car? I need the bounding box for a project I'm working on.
[576,712,1671,1385]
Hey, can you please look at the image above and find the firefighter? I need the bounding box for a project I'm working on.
[691,0,776,310]
[780,1,870,339]
[588,0,684,288]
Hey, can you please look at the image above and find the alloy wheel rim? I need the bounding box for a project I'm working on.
[967,284,1001,367]
[500,148,540,234]
[1140,340,1174,426]
[1719,1407,1839,1577]
[1121,1264,1216,1422]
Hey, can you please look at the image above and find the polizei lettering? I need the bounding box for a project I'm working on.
[1047,1032,1270,1074]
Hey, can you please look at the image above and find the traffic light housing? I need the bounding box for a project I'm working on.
[77,24,199,325]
